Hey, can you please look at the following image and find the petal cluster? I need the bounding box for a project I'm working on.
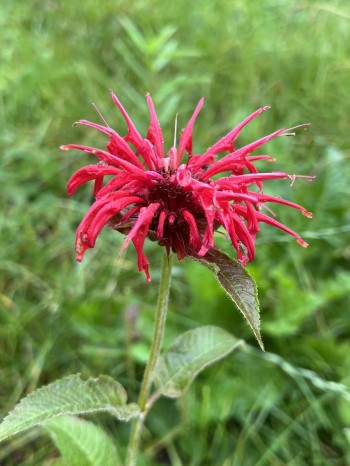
[62,93,313,281]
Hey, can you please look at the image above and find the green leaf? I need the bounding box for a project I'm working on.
[0,375,139,442]
[344,428,350,446]
[153,326,243,398]
[44,415,121,466]
[195,250,263,350]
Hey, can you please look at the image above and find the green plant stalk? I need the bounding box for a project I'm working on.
[126,252,172,466]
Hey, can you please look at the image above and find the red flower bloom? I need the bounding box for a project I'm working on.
[62,93,313,281]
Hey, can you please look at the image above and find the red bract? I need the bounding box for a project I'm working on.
[62,93,313,281]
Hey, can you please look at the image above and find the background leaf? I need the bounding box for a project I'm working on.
[153,326,243,398]
[195,250,263,350]
[0,375,139,442]
[43,415,121,466]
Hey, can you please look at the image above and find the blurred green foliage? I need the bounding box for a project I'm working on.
[1,0,350,464]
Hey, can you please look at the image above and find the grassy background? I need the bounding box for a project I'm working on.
[1,0,350,464]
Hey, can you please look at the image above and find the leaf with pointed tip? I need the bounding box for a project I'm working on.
[153,326,244,398]
[0,375,139,442]
[44,415,121,466]
[195,250,264,350]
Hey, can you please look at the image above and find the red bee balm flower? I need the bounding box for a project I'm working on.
[62,93,313,282]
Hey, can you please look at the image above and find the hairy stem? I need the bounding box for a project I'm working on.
[126,253,172,466]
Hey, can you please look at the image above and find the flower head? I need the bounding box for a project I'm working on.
[62,93,313,281]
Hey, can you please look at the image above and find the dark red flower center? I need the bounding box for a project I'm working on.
[148,176,205,257]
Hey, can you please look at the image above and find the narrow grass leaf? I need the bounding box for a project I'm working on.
[44,415,121,466]
[0,374,140,442]
[154,326,243,398]
[195,250,263,350]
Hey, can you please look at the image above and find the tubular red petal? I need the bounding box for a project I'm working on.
[182,210,201,251]
[87,197,144,245]
[61,144,125,167]
[252,192,313,217]
[223,203,258,254]
[62,144,150,180]
[121,203,160,251]
[215,172,290,189]
[188,185,217,255]
[176,98,205,166]
[96,176,150,199]
[146,94,164,159]
[255,211,307,245]
[110,92,144,147]
[229,200,260,237]
[231,211,256,262]
[157,210,167,239]
[95,177,127,199]
[186,153,215,171]
[216,191,260,204]
[244,160,263,190]
[76,120,145,170]
[220,205,255,265]
[217,209,243,261]
[106,135,145,170]
[74,120,113,137]
[110,92,159,170]
[132,239,151,282]
[90,149,148,178]
[206,106,270,156]
[75,194,145,260]
[197,207,216,256]
[202,128,285,180]
[121,203,160,281]
[119,205,141,224]
[93,176,104,196]
[67,165,120,195]
[136,139,159,170]
[198,224,214,256]
[244,201,260,235]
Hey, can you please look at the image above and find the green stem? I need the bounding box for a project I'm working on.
[126,252,172,466]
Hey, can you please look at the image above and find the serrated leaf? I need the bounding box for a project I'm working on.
[154,326,243,398]
[44,415,121,466]
[0,374,140,442]
[195,250,264,350]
